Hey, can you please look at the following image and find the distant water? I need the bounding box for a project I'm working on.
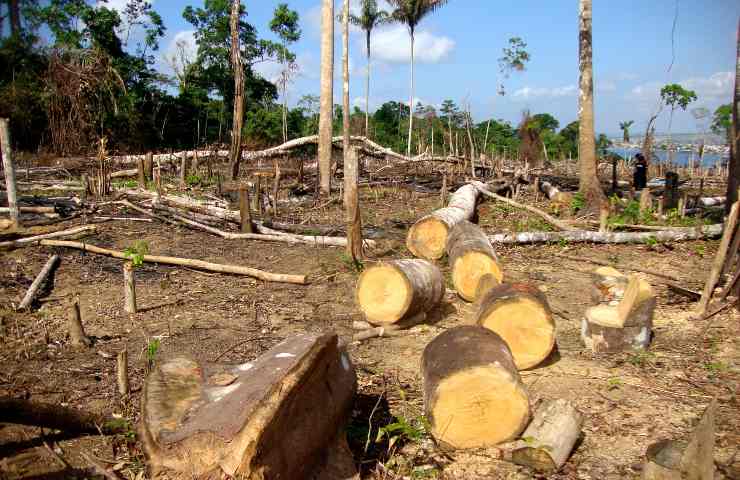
[608,146,728,167]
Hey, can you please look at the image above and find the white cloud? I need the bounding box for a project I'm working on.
[681,71,733,100]
[618,72,639,81]
[596,80,617,93]
[370,24,455,64]
[512,85,577,101]
[161,30,196,77]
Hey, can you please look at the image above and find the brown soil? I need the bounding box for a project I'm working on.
[1,167,738,480]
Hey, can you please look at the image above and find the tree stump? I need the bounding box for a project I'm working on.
[421,326,530,449]
[590,266,628,306]
[141,332,357,479]
[582,275,655,353]
[407,183,480,260]
[446,220,503,302]
[506,399,584,472]
[356,259,444,326]
[67,296,91,348]
[123,262,137,314]
[474,283,556,370]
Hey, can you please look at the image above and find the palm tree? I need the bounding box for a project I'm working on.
[349,0,391,138]
[318,0,334,195]
[387,0,449,157]
[577,0,606,209]
[619,120,634,143]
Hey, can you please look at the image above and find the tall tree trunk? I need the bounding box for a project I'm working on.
[407,31,415,158]
[228,0,244,181]
[342,0,350,180]
[365,30,371,138]
[727,18,739,213]
[577,0,606,209]
[8,0,21,37]
[318,0,334,195]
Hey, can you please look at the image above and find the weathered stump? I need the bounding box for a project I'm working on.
[140,332,357,479]
[446,220,503,302]
[474,283,556,370]
[356,259,444,326]
[421,326,530,449]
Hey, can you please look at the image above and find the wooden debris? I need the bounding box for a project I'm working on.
[474,283,556,370]
[356,259,444,326]
[0,397,125,434]
[0,117,20,229]
[446,220,503,301]
[117,348,129,396]
[489,224,723,245]
[67,295,91,348]
[0,225,98,250]
[421,326,531,449]
[141,333,357,479]
[582,275,655,353]
[539,181,573,207]
[123,261,136,314]
[17,254,60,310]
[40,239,308,284]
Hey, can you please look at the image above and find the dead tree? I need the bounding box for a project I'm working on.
[228,0,244,180]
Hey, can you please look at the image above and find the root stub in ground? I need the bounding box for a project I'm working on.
[446,220,503,302]
[421,326,530,449]
[140,332,357,478]
[474,283,556,370]
[356,259,444,326]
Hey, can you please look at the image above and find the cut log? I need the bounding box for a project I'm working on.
[140,332,357,479]
[407,183,480,259]
[474,283,556,370]
[17,254,60,310]
[582,275,655,353]
[488,224,724,245]
[0,225,98,250]
[40,239,308,285]
[539,181,573,207]
[123,261,136,314]
[446,220,503,301]
[505,399,584,472]
[117,348,129,396]
[590,266,628,305]
[356,259,444,326]
[0,397,124,435]
[421,325,531,449]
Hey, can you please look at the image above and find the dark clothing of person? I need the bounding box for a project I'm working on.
[633,160,647,190]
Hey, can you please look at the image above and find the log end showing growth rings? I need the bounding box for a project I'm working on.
[406,216,449,260]
[475,283,556,370]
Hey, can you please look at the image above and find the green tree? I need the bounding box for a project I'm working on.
[497,37,530,95]
[530,113,559,132]
[349,0,391,137]
[387,0,448,157]
[711,103,732,145]
[660,83,697,163]
[439,99,458,155]
[270,3,301,143]
[619,120,634,143]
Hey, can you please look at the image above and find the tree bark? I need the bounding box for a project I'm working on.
[123,261,137,314]
[1,118,19,229]
[577,0,607,210]
[68,295,91,347]
[239,184,253,233]
[727,19,739,214]
[0,397,124,434]
[17,254,60,311]
[421,326,530,449]
[137,158,146,188]
[407,30,415,158]
[345,147,363,260]
[696,198,739,315]
[8,0,21,36]
[117,348,129,396]
[228,0,244,180]
[318,0,334,195]
[365,30,371,137]
[488,224,723,245]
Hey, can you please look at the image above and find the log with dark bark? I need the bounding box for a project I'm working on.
[407,183,480,259]
[140,332,357,479]
[0,397,125,435]
[474,283,556,370]
[17,254,60,310]
[421,326,530,449]
[356,259,444,326]
[446,220,503,301]
[582,275,655,353]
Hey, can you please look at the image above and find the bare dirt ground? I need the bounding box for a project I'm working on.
[1,167,738,479]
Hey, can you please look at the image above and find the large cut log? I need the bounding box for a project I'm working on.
[421,326,531,449]
[539,181,573,207]
[504,399,584,472]
[407,183,480,259]
[356,259,444,326]
[488,224,723,244]
[474,283,556,370]
[582,275,655,353]
[446,220,503,301]
[141,332,357,479]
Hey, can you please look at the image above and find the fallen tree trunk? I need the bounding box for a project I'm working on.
[407,183,481,259]
[539,181,573,206]
[0,225,98,250]
[488,224,724,244]
[421,325,531,449]
[697,196,725,207]
[0,397,124,435]
[446,220,503,301]
[39,240,308,284]
[0,206,56,214]
[141,333,356,479]
[474,283,556,370]
[17,254,60,310]
[356,259,444,326]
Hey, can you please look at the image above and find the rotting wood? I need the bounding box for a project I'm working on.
[40,239,308,284]
[0,224,98,250]
[17,254,60,310]
[446,220,503,301]
[489,224,724,245]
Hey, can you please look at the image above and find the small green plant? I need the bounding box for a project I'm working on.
[570,192,585,213]
[558,237,569,248]
[113,179,139,189]
[376,414,428,452]
[628,350,655,367]
[104,418,136,439]
[606,377,622,390]
[694,245,706,257]
[185,174,202,186]
[704,361,728,374]
[146,338,160,364]
[124,240,149,267]
[338,252,364,273]
[644,236,659,248]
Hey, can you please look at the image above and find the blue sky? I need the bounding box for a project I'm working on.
[134,1,737,135]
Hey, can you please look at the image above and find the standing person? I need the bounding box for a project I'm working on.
[633,153,648,190]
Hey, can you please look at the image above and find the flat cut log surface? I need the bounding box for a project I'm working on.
[446,220,503,302]
[141,332,357,478]
[421,326,530,449]
[474,283,556,370]
[356,259,444,325]
[407,183,480,259]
